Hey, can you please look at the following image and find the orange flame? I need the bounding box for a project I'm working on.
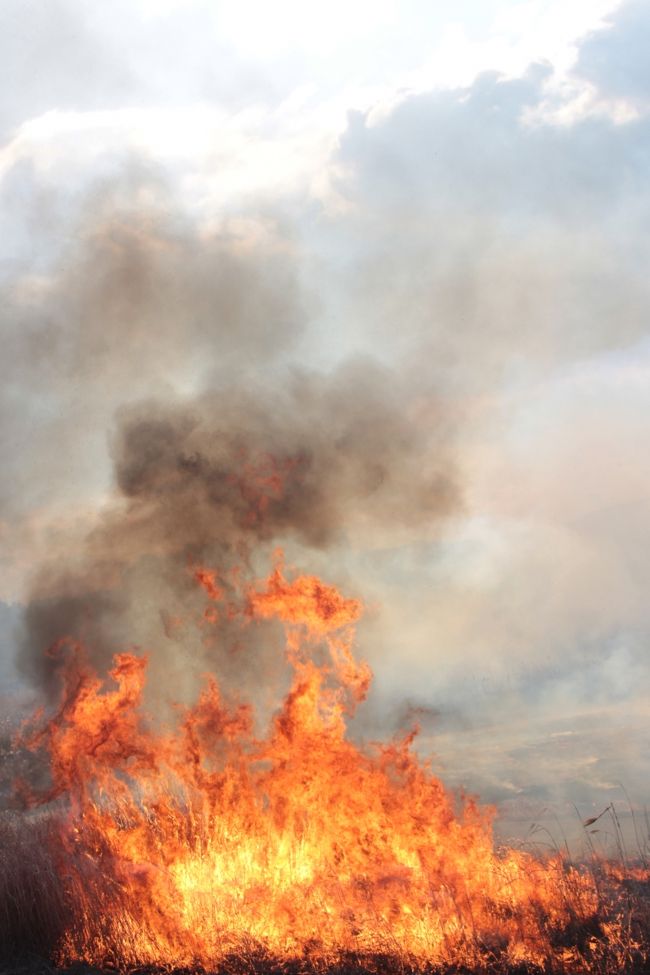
[18,556,605,971]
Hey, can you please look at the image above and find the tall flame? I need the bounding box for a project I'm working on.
[18,555,604,971]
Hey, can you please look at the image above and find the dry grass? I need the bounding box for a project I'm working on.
[0,811,73,963]
[0,808,648,975]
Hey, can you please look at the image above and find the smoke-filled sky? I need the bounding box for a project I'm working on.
[2,0,650,842]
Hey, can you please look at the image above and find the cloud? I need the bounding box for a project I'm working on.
[0,1,134,143]
[0,1,279,146]
[575,0,650,108]
[333,65,650,386]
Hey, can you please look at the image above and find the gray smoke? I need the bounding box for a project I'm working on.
[10,182,460,703]
[4,0,650,818]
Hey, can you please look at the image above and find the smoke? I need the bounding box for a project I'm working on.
[4,0,650,812]
[10,180,460,705]
[0,164,307,522]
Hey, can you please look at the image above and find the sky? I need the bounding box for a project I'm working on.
[1,0,649,847]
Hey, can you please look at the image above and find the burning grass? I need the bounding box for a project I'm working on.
[0,833,647,975]
[1,555,649,974]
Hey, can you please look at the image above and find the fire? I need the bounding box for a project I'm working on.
[16,555,619,971]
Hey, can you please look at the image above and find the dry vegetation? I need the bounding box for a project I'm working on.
[2,572,648,974]
[0,808,648,975]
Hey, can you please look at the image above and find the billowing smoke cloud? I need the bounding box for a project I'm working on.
[3,0,650,820]
[7,166,459,707]
[18,358,458,701]
[0,165,305,523]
